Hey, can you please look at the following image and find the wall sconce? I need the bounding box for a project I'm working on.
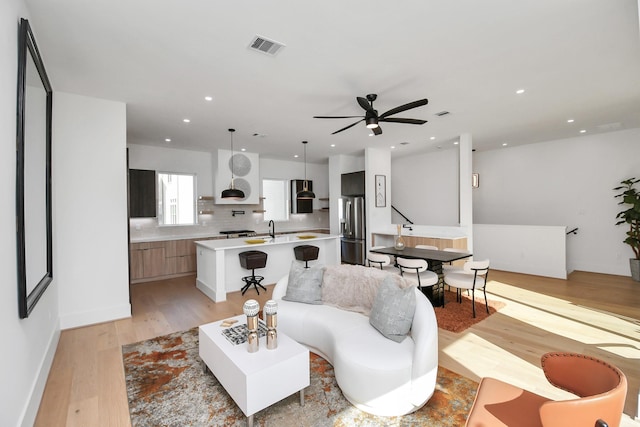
[472,173,480,188]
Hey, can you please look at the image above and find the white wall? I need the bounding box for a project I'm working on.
[474,224,567,279]
[259,157,329,210]
[54,92,130,328]
[473,128,640,276]
[128,144,213,196]
[1,2,61,425]
[365,148,392,250]
[390,147,459,225]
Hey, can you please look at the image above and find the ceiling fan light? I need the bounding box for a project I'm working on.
[366,117,379,129]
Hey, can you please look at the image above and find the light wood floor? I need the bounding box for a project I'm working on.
[35,270,640,426]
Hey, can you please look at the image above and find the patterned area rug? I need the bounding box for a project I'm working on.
[123,328,477,426]
[434,290,506,333]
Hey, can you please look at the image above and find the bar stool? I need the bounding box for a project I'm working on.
[293,245,319,268]
[238,250,268,295]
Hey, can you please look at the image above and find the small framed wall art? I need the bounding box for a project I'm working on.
[375,174,386,207]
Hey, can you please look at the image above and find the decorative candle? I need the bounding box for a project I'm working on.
[264,300,278,350]
[243,299,260,353]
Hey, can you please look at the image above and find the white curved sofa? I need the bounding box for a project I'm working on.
[272,266,438,416]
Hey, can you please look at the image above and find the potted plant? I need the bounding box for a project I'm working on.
[613,177,640,281]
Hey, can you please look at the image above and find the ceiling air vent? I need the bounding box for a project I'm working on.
[435,111,450,117]
[249,35,285,56]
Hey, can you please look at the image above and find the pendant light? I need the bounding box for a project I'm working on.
[297,141,316,200]
[221,128,245,200]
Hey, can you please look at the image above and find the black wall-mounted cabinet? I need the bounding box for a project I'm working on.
[291,179,313,214]
[341,170,365,196]
[129,169,157,218]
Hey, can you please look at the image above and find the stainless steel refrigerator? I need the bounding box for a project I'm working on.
[340,196,366,265]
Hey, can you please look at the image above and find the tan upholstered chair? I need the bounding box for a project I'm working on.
[465,352,628,427]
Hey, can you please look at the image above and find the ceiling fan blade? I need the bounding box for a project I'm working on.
[331,119,364,135]
[380,117,427,125]
[357,96,375,113]
[379,99,428,119]
[372,126,383,135]
[313,115,364,119]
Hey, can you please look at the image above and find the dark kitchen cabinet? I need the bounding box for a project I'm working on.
[291,179,313,214]
[129,169,156,218]
[341,171,365,196]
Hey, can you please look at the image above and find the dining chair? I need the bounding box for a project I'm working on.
[442,247,471,274]
[465,352,628,427]
[396,257,439,290]
[415,244,438,250]
[444,259,490,317]
[367,246,396,272]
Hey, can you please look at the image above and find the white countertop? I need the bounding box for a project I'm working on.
[195,234,341,251]
[130,228,331,243]
[371,225,469,239]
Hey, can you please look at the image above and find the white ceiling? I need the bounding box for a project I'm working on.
[25,0,640,164]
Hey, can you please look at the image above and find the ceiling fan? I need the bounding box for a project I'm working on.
[314,94,428,135]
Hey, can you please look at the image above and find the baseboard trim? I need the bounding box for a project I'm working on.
[20,321,61,427]
[60,303,131,330]
[196,278,225,302]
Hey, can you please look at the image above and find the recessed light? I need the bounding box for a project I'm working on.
[567,119,575,123]
[390,146,395,149]
[453,141,459,145]
[165,138,171,142]
[430,136,436,140]
[516,89,525,94]
[580,129,586,133]
[183,118,190,123]
[204,96,213,101]
[330,144,335,147]
[502,143,508,146]
[240,148,246,152]
[294,154,299,158]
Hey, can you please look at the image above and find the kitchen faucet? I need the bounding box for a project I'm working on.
[402,223,413,231]
[268,220,275,238]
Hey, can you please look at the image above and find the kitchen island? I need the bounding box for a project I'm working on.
[195,234,341,302]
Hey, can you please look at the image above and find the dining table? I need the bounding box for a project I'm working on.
[369,246,472,307]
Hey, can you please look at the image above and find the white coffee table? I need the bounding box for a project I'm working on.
[199,315,309,427]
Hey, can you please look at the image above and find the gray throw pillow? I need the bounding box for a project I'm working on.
[369,275,416,342]
[282,261,324,304]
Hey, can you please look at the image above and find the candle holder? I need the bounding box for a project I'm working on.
[243,299,260,353]
[263,300,278,350]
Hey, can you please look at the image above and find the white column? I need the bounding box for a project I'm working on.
[459,133,473,252]
[365,147,392,252]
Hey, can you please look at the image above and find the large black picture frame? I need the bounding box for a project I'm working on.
[16,18,53,319]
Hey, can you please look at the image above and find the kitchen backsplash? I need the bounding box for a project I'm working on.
[129,204,330,242]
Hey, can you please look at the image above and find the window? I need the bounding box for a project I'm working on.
[158,172,196,225]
